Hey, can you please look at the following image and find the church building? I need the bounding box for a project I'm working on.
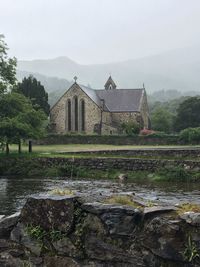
[50,76,150,135]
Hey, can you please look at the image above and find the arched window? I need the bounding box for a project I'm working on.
[67,99,71,131]
[74,96,78,131]
[80,99,85,131]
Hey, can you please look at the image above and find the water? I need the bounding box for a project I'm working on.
[1,176,200,215]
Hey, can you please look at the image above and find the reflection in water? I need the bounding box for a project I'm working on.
[0,177,200,215]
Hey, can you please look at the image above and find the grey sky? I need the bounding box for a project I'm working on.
[1,0,200,64]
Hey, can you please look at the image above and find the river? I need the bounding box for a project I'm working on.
[0,176,200,215]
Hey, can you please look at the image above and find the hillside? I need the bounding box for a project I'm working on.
[17,45,200,93]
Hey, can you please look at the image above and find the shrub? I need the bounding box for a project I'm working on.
[156,166,190,182]
[179,127,200,143]
[140,129,156,136]
[121,122,140,136]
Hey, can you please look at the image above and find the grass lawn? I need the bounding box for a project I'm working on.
[2,143,200,154]
[0,144,199,160]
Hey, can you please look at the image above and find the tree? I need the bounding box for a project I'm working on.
[174,97,200,131]
[0,34,17,94]
[151,107,174,133]
[0,92,46,154]
[16,76,50,115]
[121,122,140,135]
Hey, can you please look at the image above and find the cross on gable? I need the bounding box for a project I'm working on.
[74,76,78,83]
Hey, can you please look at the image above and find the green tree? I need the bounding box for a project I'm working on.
[121,122,140,135]
[16,75,50,115]
[0,34,17,94]
[151,107,174,133]
[0,92,46,154]
[174,97,200,131]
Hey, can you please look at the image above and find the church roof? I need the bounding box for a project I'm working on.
[79,84,144,112]
[79,85,102,107]
[96,89,144,112]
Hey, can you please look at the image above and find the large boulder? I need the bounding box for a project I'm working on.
[180,212,200,226]
[0,212,20,239]
[84,235,143,266]
[82,202,142,236]
[20,196,80,233]
[142,216,185,262]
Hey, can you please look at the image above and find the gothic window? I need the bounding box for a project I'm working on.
[74,96,78,131]
[67,99,71,131]
[80,99,85,131]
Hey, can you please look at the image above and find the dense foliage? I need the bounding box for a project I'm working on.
[0,34,17,94]
[16,75,50,115]
[179,127,200,143]
[121,122,140,135]
[0,35,47,153]
[151,107,174,133]
[174,97,200,131]
[0,93,46,153]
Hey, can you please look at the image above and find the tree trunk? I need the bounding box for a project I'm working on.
[18,140,21,154]
[6,142,9,155]
[28,140,32,153]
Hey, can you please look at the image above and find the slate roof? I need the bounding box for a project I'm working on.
[51,80,145,113]
[79,85,102,107]
[79,84,144,112]
[96,89,144,112]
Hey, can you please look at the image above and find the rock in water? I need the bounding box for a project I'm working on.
[118,173,128,182]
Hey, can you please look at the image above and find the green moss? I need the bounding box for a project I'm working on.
[104,195,143,209]
[178,203,200,214]
[49,187,74,196]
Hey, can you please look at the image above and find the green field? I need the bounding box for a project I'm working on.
[4,144,200,154]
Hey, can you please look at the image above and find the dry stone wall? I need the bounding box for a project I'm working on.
[0,195,200,266]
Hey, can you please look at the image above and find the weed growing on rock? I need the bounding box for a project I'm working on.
[49,188,74,196]
[49,229,65,242]
[178,203,200,214]
[104,195,143,209]
[184,235,199,262]
[26,224,47,242]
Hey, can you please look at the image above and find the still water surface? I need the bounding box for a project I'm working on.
[0,176,200,215]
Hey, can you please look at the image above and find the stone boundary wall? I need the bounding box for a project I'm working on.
[62,148,200,158]
[35,157,200,171]
[1,195,200,266]
[35,134,179,145]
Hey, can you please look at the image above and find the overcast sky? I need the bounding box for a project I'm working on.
[1,0,200,64]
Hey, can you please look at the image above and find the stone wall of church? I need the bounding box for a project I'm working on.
[50,84,102,134]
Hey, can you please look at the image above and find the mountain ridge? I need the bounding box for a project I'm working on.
[17,45,200,92]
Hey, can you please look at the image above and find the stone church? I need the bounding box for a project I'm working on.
[50,76,150,135]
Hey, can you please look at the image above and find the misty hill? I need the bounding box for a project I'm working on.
[17,70,71,93]
[17,45,200,93]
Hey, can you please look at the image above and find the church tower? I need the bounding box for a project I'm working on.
[104,76,117,90]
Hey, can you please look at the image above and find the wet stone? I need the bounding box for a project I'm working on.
[0,212,20,239]
[143,206,177,219]
[20,196,79,233]
[43,256,80,267]
[180,212,200,226]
